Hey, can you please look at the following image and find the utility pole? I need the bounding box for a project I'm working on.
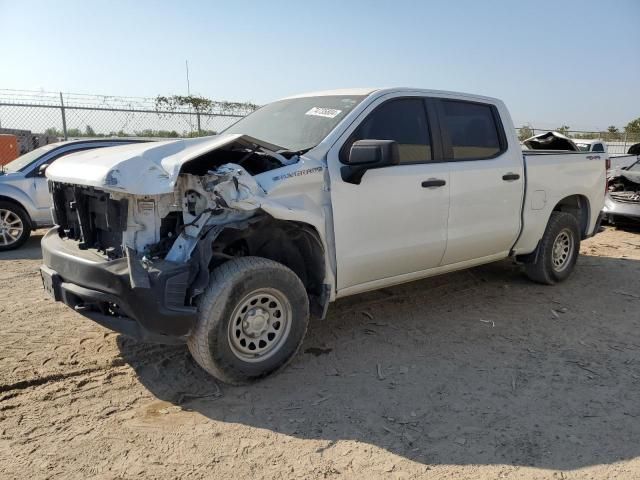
[185,60,191,96]
[60,92,68,140]
[185,60,198,135]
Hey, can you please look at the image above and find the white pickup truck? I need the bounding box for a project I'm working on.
[574,138,640,171]
[41,88,606,384]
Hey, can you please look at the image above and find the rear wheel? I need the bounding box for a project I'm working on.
[0,201,31,251]
[188,256,309,385]
[525,212,580,285]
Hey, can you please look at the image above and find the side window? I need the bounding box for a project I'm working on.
[345,98,432,164]
[440,100,504,160]
[48,146,105,164]
[28,145,107,177]
[592,143,605,152]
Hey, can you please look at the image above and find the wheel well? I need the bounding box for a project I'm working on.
[210,217,327,316]
[0,196,33,226]
[552,194,590,239]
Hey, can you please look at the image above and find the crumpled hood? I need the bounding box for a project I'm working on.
[523,131,579,151]
[45,134,283,195]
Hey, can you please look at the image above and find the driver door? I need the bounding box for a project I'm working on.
[327,95,450,294]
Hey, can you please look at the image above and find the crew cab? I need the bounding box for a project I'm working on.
[0,138,147,250]
[574,139,607,154]
[40,88,606,384]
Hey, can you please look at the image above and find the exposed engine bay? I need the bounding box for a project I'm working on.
[50,139,297,260]
[604,166,640,226]
[48,135,330,315]
[608,170,640,204]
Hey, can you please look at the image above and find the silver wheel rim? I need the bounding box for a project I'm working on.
[551,228,574,272]
[227,288,292,363]
[0,209,24,247]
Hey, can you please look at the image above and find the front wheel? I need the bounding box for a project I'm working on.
[0,201,32,251]
[188,257,310,385]
[524,212,581,285]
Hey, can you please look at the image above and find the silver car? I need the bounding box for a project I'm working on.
[603,160,640,226]
[0,139,147,250]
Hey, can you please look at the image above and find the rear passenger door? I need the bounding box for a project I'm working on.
[435,99,524,265]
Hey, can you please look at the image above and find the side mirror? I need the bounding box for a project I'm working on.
[38,164,49,177]
[341,140,399,184]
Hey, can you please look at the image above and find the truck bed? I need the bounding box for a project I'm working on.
[513,151,606,255]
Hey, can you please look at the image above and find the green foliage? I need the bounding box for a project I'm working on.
[604,126,622,141]
[84,125,96,137]
[185,130,217,138]
[555,125,571,136]
[518,124,534,141]
[624,117,640,135]
[44,127,63,137]
[154,94,259,116]
[65,128,83,137]
[133,129,180,138]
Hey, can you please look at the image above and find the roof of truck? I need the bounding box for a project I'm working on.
[281,87,502,104]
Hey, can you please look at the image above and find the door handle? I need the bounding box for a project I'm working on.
[421,178,446,188]
[502,173,520,181]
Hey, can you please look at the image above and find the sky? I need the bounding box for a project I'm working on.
[1,0,639,130]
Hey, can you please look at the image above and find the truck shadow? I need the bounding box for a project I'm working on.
[117,255,640,470]
[0,232,44,261]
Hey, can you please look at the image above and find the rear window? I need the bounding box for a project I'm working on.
[441,100,503,160]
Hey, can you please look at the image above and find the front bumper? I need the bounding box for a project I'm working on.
[602,195,640,224]
[40,228,197,344]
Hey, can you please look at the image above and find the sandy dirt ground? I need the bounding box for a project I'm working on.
[1,227,639,479]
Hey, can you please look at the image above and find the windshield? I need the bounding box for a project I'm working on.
[224,95,366,151]
[575,143,590,152]
[3,144,57,173]
[629,160,640,172]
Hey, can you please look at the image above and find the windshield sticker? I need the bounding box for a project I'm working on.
[305,107,342,119]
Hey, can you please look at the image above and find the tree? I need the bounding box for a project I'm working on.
[604,125,621,141]
[555,125,571,136]
[154,95,259,116]
[84,125,96,137]
[133,129,180,138]
[624,117,640,142]
[44,127,63,137]
[155,94,259,135]
[518,124,534,141]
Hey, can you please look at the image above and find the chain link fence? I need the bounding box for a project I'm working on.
[0,89,249,155]
[1,89,639,157]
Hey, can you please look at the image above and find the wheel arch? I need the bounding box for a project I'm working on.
[551,194,590,239]
[516,195,589,265]
[208,216,329,318]
[0,195,35,228]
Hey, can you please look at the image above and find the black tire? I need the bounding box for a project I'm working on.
[187,256,310,385]
[525,212,581,285]
[0,201,32,252]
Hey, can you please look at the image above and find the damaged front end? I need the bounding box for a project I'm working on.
[603,167,640,225]
[42,135,329,343]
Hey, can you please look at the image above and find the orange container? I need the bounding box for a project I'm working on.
[0,135,19,166]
